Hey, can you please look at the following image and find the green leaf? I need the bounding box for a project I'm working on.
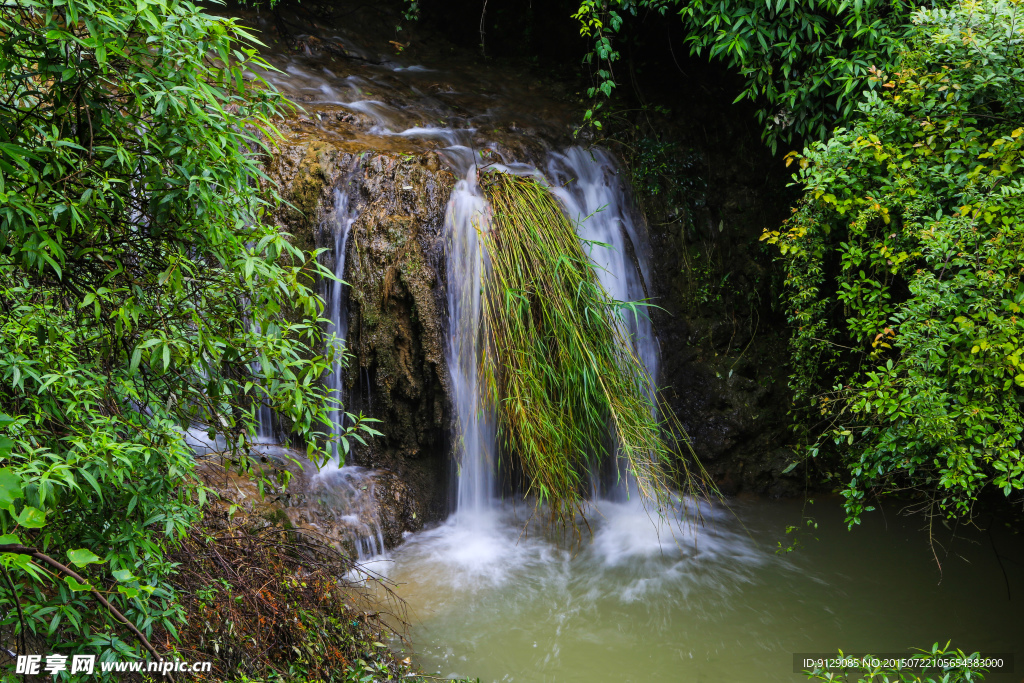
[64,576,94,592]
[116,585,140,598]
[66,549,103,567]
[0,469,24,507]
[112,569,137,582]
[10,552,45,580]
[16,506,46,529]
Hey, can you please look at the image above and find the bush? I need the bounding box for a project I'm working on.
[0,0,363,665]
[763,0,1024,523]
[573,0,918,150]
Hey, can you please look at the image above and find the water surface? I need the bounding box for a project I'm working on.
[373,497,1023,682]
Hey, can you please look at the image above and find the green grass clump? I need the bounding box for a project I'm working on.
[478,172,707,520]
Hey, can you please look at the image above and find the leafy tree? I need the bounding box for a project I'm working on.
[763,0,1024,524]
[0,0,363,663]
[573,0,922,150]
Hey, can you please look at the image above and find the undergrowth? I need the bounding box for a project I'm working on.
[478,172,712,520]
[163,502,468,683]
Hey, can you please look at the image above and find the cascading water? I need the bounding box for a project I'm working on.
[253,34,675,565]
[444,166,497,515]
[547,148,658,385]
[311,183,390,568]
[254,185,357,456]
[440,146,660,512]
[245,179,387,566]
[323,186,358,466]
[547,148,661,500]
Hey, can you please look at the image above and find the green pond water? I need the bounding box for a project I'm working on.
[371,497,1022,682]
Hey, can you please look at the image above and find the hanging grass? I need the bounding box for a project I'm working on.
[478,171,710,520]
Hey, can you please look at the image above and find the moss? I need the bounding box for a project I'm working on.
[282,140,343,250]
[261,507,294,529]
[340,153,454,543]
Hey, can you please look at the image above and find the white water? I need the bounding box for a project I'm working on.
[547,148,658,388]
[306,184,389,569]
[324,186,359,466]
[254,183,358,466]
[440,146,659,513]
[444,166,497,515]
[243,181,382,561]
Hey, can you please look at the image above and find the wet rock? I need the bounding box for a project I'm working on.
[267,136,454,547]
[638,104,802,498]
[195,455,388,561]
[342,152,454,546]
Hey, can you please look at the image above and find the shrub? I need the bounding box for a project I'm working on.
[763,0,1024,524]
[0,0,363,664]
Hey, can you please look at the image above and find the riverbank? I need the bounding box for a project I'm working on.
[164,459,478,683]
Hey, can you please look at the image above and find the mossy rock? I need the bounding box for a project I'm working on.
[267,138,455,544]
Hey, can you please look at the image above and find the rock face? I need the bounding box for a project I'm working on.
[635,84,803,498]
[267,132,455,547]
[341,153,454,542]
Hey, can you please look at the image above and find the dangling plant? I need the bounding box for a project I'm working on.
[478,172,708,519]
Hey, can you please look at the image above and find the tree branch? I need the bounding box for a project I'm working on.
[0,545,173,681]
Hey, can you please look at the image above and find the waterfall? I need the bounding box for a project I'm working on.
[547,148,659,501]
[254,186,358,459]
[444,165,497,514]
[255,376,275,442]
[443,147,658,512]
[306,186,387,567]
[324,186,358,467]
[547,148,658,387]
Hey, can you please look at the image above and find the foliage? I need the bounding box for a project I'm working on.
[0,0,368,664]
[626,135,705,217]
[803,643,987,682]
[478,173,707,518]
[573,0,921,150]
[169,505,433,683]
[762,0,1024,524]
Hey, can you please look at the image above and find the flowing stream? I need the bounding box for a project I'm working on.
[240,19,1024,682]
